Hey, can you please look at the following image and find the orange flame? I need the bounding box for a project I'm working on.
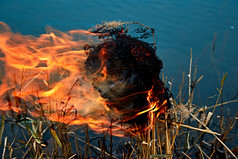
[122,86,168,132]
[0,22,168,136]
[0,22,111,129]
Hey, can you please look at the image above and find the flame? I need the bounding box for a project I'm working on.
[0,22,111,129]
[122,86,168,132]
[0,22,169,136]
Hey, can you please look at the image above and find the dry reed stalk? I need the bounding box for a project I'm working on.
[190,113,237,159]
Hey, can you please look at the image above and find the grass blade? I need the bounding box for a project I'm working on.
[150,154,173,158]
[2,136,7,159]
[25,123,41,145]
[0,114,5,144]
[50,127,62,148]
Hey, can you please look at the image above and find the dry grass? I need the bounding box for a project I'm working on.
[0,35,238,159]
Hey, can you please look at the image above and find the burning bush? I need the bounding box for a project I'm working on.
[84,22,172,131]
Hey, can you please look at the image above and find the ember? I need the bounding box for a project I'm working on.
[0,21,171,135]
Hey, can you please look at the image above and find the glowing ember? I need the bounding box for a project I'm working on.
[0,21,171,135]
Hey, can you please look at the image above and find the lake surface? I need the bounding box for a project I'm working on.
[0,0,237,116]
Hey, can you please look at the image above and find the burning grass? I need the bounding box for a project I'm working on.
[0,21,237,158]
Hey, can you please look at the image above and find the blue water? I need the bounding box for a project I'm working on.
[0,0,238,116]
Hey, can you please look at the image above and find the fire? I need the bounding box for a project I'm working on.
[0,22,109,128]
[0,21,170,136]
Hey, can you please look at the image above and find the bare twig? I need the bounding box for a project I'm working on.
[196,144,210,159]
[190,113,237,159]
[158,119,220,135]
[188,49,192,109]
[182,151,192,159]
[2,136,7,159]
